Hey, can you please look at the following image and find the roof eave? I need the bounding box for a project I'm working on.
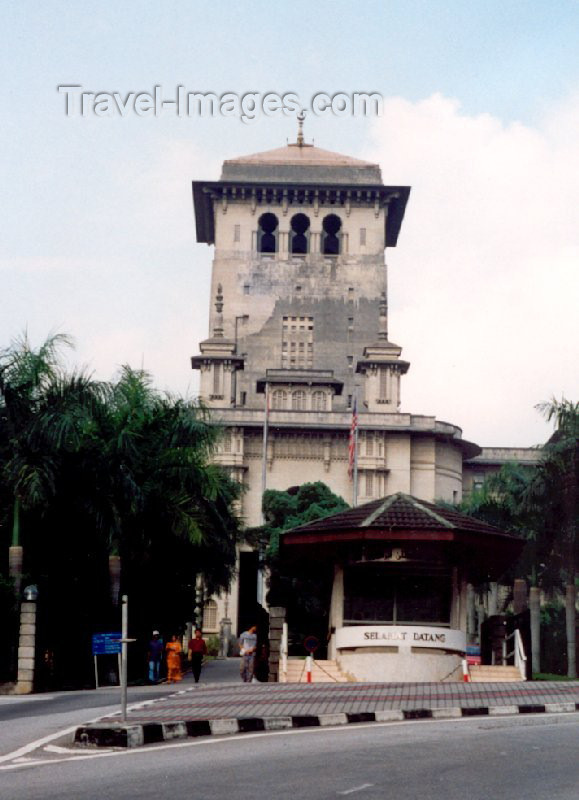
[192,180,410,247]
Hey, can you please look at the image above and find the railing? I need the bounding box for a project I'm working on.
[280,622,288,682]
[502,628,527,680]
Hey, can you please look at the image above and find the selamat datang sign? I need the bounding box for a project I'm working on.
[335,626,466,654]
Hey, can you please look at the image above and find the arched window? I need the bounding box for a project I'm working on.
[202,599,218,631]
[322,214,341,255]
[258,213,278,254]
[290,213,310,255]
[292,390,306,411]
[311,391,327,411]
[272,389,287,410]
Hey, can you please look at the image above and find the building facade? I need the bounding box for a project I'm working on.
[191,130,536,635]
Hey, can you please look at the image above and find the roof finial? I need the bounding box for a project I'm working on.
[296,110,306,147]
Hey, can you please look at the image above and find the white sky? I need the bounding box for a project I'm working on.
[1,2,578,448]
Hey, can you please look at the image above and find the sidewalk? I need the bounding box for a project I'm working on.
[75,664,579,748]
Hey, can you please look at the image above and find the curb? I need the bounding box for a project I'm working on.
[74,703,579,749]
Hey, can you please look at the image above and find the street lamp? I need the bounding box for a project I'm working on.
[16,584,39,694]
[23,584,39,602]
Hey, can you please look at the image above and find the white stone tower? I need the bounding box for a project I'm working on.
[191,125,478,632]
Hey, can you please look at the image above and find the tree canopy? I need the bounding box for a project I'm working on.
[0,333,241,687]
[460,398,578,591]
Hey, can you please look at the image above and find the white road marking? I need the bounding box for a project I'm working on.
[0,716,477,772]
[338,784,374,795]
[45,744,113,755]
[0,696,56,704]
[0,712,571,773]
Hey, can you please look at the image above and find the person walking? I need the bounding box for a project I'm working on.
[147,631,163,684]
[187,628,208,683]
[238,624,257,683]
[165,634,183,683]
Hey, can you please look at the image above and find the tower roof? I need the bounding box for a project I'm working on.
[221,143,383,186]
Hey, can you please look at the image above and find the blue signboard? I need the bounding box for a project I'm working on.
[92,632,122,655]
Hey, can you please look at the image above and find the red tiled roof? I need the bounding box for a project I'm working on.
[284,493,511,538]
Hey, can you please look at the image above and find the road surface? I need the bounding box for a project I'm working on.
[2,710,578,799]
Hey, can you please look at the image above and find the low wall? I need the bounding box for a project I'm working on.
[335,625,466,683]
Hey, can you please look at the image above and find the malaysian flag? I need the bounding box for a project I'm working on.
[348,394,358,480]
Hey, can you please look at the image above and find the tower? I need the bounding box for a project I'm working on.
[191,125,478,632]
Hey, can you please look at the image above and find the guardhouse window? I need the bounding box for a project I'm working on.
[258,212,278,254]
[344,566,451,625]
[322,214,342,255]
[290,213,310,255]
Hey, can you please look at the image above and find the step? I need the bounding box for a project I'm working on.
[282,659,351,683]
[469,665,524,682]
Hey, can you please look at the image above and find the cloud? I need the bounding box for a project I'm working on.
[364,93,579,446]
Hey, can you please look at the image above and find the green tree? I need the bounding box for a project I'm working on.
[1,335,242,687]
[73,365,242,606]
[460,398,578,676]
[0,332,100,598]
[251,482,349,656]
[532,398,578,677]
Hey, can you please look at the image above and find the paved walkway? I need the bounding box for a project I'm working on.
[102,678,579,724]
[74,659,579,747]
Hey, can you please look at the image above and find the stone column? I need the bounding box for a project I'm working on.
[16,601,37,694]
[328,566,344,659]
[529,586,541,675]
[219,617,231,659]
[513,578,528,615]
[268,606,286,683]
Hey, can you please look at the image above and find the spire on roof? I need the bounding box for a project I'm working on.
[296,110,306,147]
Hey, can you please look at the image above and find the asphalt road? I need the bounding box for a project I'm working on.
[2,713,578,800]
[0,658,240,759]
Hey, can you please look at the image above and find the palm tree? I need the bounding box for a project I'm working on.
[0,332,106,599]
[84,366,241,607]
[1,333,73,597]
[534,398,578,677]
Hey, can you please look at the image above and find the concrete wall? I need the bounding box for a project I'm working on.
[338,649,462,682]
[434,441,463,503]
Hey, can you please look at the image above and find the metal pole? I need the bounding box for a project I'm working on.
[352,390,359,508]
[260,383,269,524]
[257,383,269,606]
[121,594,128,722]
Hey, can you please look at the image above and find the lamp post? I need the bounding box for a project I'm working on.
[16,584,39,694]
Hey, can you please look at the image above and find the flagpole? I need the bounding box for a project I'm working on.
[257,382,269,607]
[353,389,359,508]
[260,382,269,524]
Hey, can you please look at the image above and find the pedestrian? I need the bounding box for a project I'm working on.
[165,634,183,683]
[238,624,257,683]
[187,628,208,683]
[147,630,163,684]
